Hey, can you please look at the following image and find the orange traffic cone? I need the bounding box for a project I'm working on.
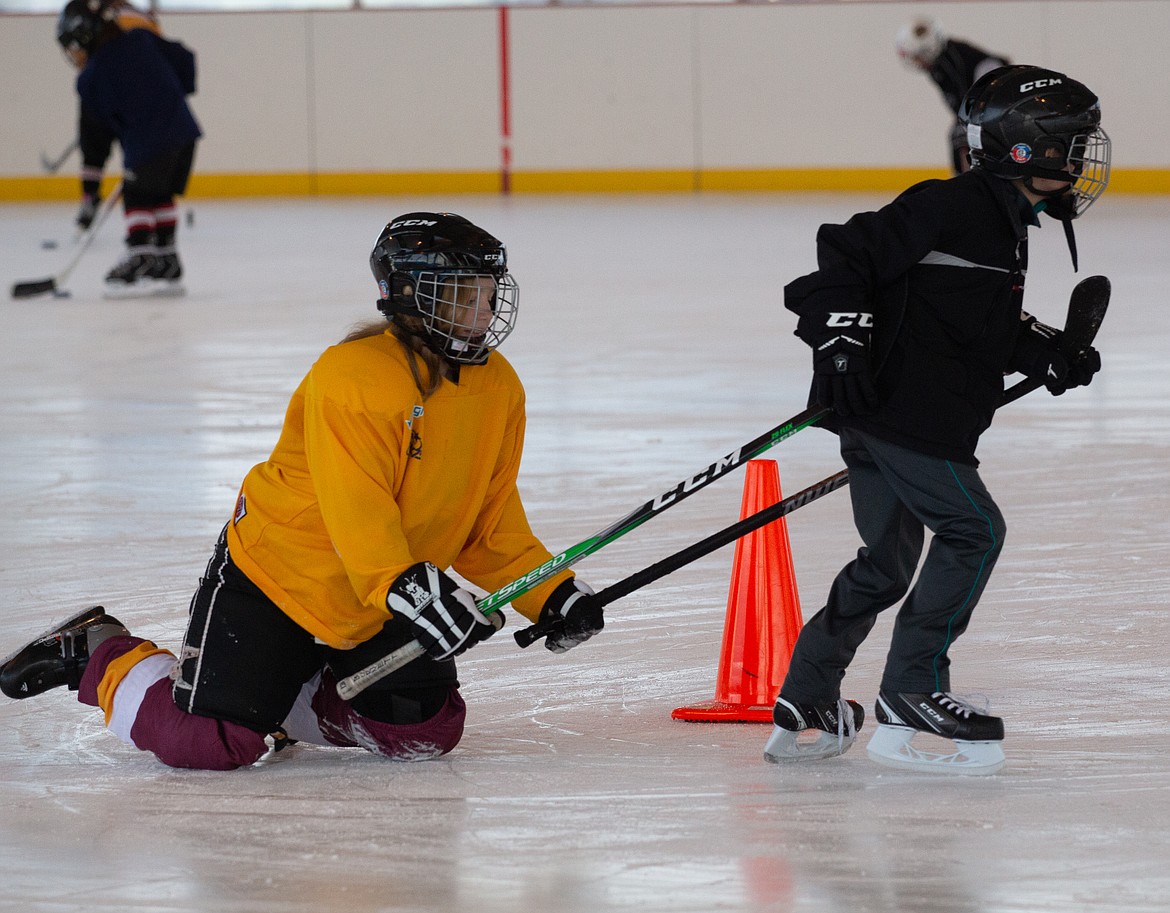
[672,459,803,723]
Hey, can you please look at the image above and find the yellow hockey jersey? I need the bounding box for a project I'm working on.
[226,330,571,650]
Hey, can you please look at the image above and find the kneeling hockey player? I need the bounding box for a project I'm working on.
[1,213,604,770]
[764,66,1109,774]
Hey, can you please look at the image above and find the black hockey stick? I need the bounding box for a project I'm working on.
[40,138,79,174]
[513,275,1111,648]
[340,278,1112,690]
[334,406,829,699]
[514,469,850,647]
[11,182,123,299]
[1001,274,1110,405]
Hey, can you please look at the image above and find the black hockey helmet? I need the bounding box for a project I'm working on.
[369,213,518,365]
[959,65,1110,218]
[56,0,116,55]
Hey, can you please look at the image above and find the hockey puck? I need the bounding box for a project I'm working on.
[52,289,72,298]
[42,239,58,249]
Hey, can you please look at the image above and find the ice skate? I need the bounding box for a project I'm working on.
[763,696,864,763]
[867,690,1006,775]
[143,248,187,298]
[0,606,128,699]
[103,249,157,299]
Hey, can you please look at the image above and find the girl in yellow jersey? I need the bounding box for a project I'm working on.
[1,213,604,770]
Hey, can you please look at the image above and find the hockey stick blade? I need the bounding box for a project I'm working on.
[11,278,58,299]
[1002,275,1110,405]
[10,182,125,300]
[514,470,851,647]
[335,405,829,699]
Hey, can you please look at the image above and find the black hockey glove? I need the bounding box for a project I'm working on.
[1010,316,1102,396]
[1048,346,1101,395]
[386,562,500,661]
[76,193,99,230]
[811,314,878,417]
[537,578,604,654]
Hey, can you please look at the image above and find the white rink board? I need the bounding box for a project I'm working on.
[1,1,1168,178]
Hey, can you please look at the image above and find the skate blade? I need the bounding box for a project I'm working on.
[102,281,186,301]
[866,724,1005,775]
[763,724,857,763]
[0,606,106,668]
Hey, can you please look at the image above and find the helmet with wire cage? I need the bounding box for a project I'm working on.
[56,0,117,55]
[369,213,519,365]
[959,65,1110,219]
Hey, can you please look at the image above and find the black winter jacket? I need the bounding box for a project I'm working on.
[928,40,1009,116]
[785,170,1043,466]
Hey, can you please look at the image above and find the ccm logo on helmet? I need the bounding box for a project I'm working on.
[1020,78,1062,92]
[390,219,438,229]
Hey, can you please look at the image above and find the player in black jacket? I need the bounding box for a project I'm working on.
[764,66,1110,775]
[57,0,200,297]
[896,18,1009,173]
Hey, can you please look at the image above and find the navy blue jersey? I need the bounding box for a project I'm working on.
[77,28,201,170]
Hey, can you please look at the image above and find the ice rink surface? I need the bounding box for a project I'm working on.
[1,192,1168,913]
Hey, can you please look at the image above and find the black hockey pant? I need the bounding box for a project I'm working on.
[780,428,1006,701]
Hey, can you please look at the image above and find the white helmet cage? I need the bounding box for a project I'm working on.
[407,263,519,365]
[895,19,945,69]
[1061,129,1111,217]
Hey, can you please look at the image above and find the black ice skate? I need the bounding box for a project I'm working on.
[763,696,864,763]
[0,606,128,699]
[103,249,182,300]
[867,690,1006,775]
[144,248,186,298]
[104,249,154,284]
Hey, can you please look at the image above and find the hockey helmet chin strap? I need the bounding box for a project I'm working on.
[1025,176,1081,272]
[1061,219,1079,272]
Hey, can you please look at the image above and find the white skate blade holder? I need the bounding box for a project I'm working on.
[102,281,186,301]
[867,724,1005,776]
[763,724,858,763]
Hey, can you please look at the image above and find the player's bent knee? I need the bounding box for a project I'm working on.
[314,670,467,760]
[78,636,268,770]
[134,678,268,770]
[358,688,467,760]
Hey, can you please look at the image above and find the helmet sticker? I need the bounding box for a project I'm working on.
[1010,143,1033,163]
[378,278,390,299]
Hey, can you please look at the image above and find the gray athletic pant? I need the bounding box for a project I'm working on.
[780,428,1006,702]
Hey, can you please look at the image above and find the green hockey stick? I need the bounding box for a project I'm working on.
[334,405,828,699]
